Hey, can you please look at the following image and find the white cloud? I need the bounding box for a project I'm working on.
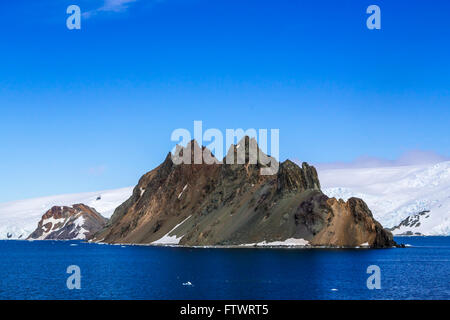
[99,0,137,12]
[83,0,138,18]
[300,150,450,170]
[86,165,107,177]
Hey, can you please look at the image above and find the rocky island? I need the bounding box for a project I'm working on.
[94,137,396,248]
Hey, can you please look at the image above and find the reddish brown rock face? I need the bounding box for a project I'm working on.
[94,137,396,248]
[27,204,107,240]
[308,198,394,248]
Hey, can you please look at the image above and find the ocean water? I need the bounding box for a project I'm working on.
[0,237,448,300]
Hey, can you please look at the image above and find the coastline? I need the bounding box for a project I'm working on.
[87,240,400,249]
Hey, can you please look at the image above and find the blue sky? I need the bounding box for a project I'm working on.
[0,0,449,202]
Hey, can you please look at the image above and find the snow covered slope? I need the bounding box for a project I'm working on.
[0,187,133,239]
[319,161,450,236]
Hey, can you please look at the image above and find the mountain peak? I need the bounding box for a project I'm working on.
[172,139,220,165]
[27,204,107,240]
[278,160,321,192]
[94,142,395,248]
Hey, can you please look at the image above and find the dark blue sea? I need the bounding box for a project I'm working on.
[0,237,448,300]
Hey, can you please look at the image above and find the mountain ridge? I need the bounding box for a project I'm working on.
[94,137,396,248]
[1,161,448,240]
[27,204,107,240]
[0,187,133,239]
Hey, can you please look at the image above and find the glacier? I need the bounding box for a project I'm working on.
[320,161,450,236]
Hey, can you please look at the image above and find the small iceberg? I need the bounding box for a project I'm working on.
[183,281,193,286]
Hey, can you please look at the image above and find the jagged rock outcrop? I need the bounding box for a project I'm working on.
[27,204,108,240]
[387,210,430,236]
[94,137,396,248]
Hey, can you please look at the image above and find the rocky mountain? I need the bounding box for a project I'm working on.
[0,187,132,240]
[94,137,396,248]
[27,204,108,240]
[387,211,430,236]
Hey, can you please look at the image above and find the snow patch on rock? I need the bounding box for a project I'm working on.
[242,238,310,247]
[178,184,188,199]
[152,216,192,245]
